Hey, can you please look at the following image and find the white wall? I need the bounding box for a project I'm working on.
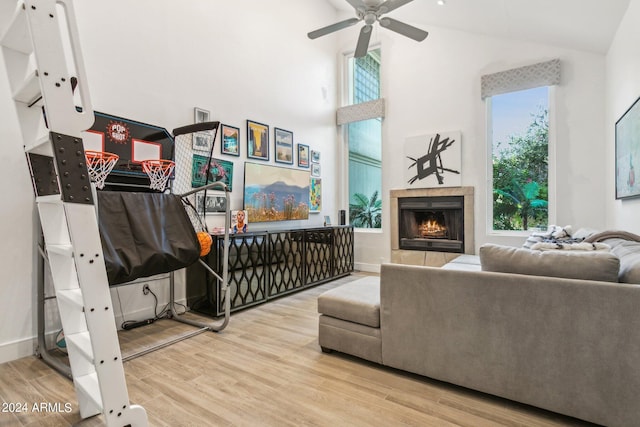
[336,24,608,269]
[0,0,339,362]
[606,0,640,231]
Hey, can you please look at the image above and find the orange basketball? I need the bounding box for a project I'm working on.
[197,231,212,257]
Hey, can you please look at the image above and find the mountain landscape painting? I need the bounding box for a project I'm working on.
[243,162,310,222]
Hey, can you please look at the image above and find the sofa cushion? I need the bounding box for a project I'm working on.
[479,243,620,282]
[609,241,640,284]
[317,276,380,328]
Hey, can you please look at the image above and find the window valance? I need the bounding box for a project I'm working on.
[481,59,561,99]
[336,98,385,125]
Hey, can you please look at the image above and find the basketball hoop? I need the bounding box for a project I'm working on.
[141,159,175,192]
[85,150,119,190]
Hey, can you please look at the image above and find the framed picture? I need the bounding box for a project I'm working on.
[404,131,462,189]
[310,177,321,212]
[311,163,321,177]
[615,95,640,199]
[247,120,269,161]
[243,162,310,222]
[324,215,331,226]
[194,107,209,123]
[231,210,249,233]
[274,128,294,164]
[311,150,320,163]
[298,143,310,168]
[191,154,234,191]
[193,108,212,151]
[196,193,227,214]
[221,124,240,156]
[193,133,213,152]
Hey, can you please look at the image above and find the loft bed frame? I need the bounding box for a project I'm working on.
[36,121,231,376]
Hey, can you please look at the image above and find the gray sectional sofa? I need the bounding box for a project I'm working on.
[318,233,640,427]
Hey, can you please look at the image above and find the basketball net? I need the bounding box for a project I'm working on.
[84,150,119,190]
[141,159,176,192]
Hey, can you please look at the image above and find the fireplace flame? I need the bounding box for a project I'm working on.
[419,219,448,238]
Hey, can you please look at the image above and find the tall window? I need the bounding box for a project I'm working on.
[489,86,549,231]
[346,49,382,229]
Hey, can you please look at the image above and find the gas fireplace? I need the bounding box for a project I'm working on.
[398,196,464,252]
[391,187,474,264]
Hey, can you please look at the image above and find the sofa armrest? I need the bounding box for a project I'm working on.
[379,263,640,427]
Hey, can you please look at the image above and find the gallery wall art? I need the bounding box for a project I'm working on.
[196,193,227,214]
[310,177,322,212]
[298,143,310,168]
[221,124,240,156]
[243,162,310,222]
[191,154,234,190]
[404,131,461,188]
[274,128,294,164]
[193,107,213,151]
[247,120,269,161]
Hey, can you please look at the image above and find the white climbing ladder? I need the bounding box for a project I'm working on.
[1,1,148,425]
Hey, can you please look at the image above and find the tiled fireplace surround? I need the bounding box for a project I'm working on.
[390,187,474,267]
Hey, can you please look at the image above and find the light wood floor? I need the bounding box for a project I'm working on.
[0,274,597,427]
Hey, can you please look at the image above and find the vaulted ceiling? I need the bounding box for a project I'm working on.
[325,0,630,54]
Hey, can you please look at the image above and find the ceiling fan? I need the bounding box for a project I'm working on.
[308,0,429,58]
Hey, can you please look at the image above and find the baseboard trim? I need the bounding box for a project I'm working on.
[0,336,36,364]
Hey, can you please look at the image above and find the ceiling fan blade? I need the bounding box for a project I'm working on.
[308,17,361,39]
[354,25,373,58]
[378,0,415,14]
[379,17,428,41]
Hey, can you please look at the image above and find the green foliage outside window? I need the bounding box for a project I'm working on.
[349,191,382,229]
[493,108,549,230]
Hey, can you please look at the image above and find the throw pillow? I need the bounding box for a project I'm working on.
[480,243,620,282]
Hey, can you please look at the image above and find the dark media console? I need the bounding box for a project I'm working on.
[186,225,354,317]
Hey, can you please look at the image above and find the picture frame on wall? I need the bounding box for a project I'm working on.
[310,177,321,212]
[243,162,310,222]
[191,154,234,191]
[196,193,227,214]
[193,107,212,151]
[221,124,240,156]
[404,131,462,189]
[615,95,640,200]
[247,120,269,161]
[194,107,209,123]
[274,128,294,164]
[298,143,310,168]
[311,163,321,177]
[193,133,213,152]
[311,150,320,163]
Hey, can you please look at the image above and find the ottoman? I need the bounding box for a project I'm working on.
[317,276,382,363]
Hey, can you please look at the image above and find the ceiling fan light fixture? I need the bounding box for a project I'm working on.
[437,0,446,6]
[364,12,377,25]
[308,0,428,53]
